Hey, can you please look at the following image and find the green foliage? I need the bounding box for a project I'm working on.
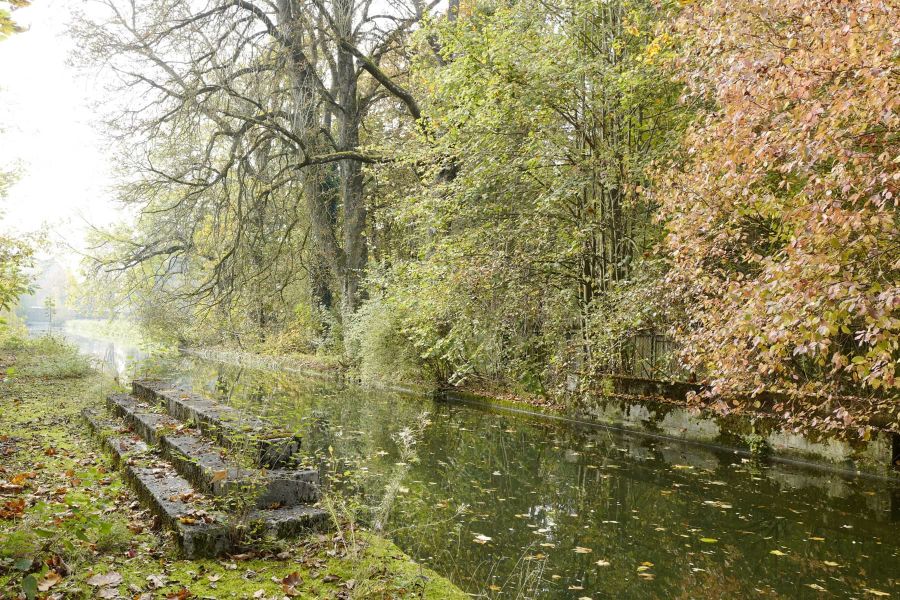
[0,1,30,41]
[19,336,93,379]
[345,292,429,387]
[357,0,688,391]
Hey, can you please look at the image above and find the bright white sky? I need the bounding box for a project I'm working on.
[0,0,120,262]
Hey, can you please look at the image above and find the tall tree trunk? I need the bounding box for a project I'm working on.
[336,1,366,314]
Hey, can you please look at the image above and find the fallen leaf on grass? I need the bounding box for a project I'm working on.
[37,571,62,591]
[282,571,302,596]
[473,534,492,544]
[573,546,592,554]
[87,572,123,587]
[0,497,25,519]
[595,559,611,567]
[9,472,34,486]
[769,550,787,556]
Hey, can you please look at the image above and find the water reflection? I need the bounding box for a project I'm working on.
[133,356,900,599]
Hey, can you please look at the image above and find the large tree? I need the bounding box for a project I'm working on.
[76,0,437,341]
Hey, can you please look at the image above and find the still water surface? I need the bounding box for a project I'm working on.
[61,328,900,598]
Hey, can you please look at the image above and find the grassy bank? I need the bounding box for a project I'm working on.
[0,335,465,599]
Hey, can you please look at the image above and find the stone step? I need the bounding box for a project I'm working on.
[107,393,319,508]
[132,380,301,468]
[82,407,230,558]
[83,407,329,557]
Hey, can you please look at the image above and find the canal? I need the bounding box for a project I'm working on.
[51,323,900,598]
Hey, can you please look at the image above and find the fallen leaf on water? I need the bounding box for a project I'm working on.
[86,572,122,587]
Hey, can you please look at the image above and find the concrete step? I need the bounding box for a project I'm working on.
[83,407,329,557]
[82,407,230,558]
[132,380,301,468]
[107,393,319,508]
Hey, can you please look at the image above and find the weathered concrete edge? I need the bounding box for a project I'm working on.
[442,389,900,481]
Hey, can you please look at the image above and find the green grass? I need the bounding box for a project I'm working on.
[0,334,465,599]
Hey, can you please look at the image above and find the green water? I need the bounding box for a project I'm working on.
[132,356,899,598]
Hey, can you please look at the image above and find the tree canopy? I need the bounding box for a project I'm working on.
[74,0,899,416]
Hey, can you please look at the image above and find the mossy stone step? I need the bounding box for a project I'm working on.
[83,407,330,557]
[107,393,319,508]
[81,407,230,558]
[132,380,300,468]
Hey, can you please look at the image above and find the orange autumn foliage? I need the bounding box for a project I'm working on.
[659,0,898,398]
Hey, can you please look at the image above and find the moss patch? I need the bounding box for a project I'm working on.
[0,335,465,599]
